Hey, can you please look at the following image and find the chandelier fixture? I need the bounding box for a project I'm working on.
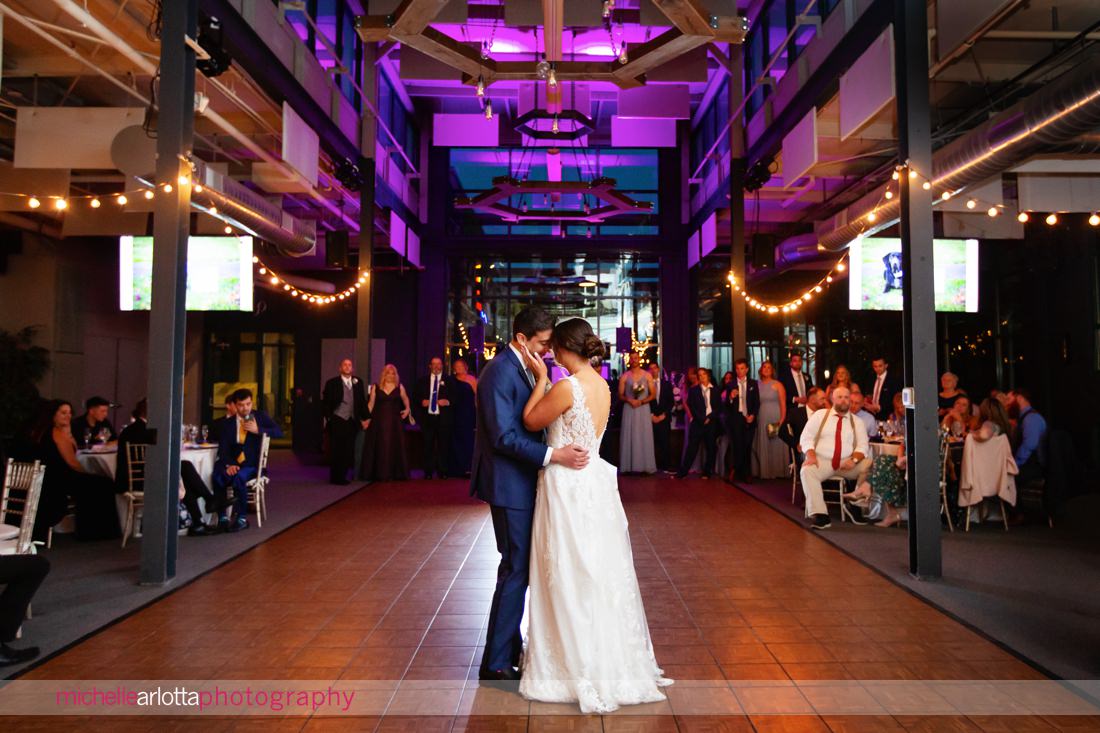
[512,108,595,141]
[455,176,653,223]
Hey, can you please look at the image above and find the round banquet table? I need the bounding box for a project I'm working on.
[870,441,903,458]
[76,444,218,536]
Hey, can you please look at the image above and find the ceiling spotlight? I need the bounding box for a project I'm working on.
[965,199,976,210]
[1017,212,1029,223]
[1090,213,1100,227]
[1045,213,1058,226]
[334,158,364,191]
[196,13,232,78]
[90,197,101,208]
[987,206,998,217]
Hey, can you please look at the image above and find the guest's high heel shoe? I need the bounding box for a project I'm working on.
[875,508,901,528]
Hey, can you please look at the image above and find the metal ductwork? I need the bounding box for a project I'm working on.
[193,165,316,255]
[774,233,827,268]
[817,52,1100,251]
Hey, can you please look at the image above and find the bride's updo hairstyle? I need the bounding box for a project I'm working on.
[551,318,606,363]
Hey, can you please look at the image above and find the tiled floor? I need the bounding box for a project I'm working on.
[4,476,1097,732]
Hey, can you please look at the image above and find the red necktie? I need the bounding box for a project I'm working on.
[832,414,843,470]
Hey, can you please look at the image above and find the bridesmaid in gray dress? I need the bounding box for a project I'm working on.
[752,360,789,479]
[618,354,658,474]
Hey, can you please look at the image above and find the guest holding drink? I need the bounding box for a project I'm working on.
[360,364,412,482]
[618,354,657,474]
[30,400,120,541]
[751,360,788,479]
[884,393,907,438]
[448,358,478,478]
[941,394,979,437]
[73,396,116,449]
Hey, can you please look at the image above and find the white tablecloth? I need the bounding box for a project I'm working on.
[77,445,218,488]
[870,441,902,458]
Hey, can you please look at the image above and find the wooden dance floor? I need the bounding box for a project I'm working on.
[7,476,1096,732]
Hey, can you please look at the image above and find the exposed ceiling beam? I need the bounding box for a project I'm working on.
[393,26,486,79]
[613,29,707,83]
[542,0,563,63]
[389,0,451,35]
[650,0,714,37]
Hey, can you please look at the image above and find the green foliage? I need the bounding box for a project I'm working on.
[0,327,50,439]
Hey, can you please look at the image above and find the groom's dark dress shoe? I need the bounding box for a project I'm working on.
[0,642,40,666]
[478,667,520,682]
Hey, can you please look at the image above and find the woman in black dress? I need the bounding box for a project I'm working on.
[31,400,120,542]
[448,358,478,478]
[359,364,412,482]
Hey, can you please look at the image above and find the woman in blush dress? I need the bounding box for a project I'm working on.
[751,360,789,479]
[359,364,412,482]
[448,358,478,478]
[825,364,859,405]
[617,353,657,474]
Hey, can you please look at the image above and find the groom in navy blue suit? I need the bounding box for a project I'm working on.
[472,307,590,681]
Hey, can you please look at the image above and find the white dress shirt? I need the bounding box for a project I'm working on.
[872,371,886,407]
[508,342,553,467]
[341,375,353,389]
[791,369,806,399]
[701,385,713,416]
[799,407,869,463]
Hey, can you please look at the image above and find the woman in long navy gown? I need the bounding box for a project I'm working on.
[447,358,477,478]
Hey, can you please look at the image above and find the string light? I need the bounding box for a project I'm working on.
[144,189,155,200]
[253,257,369,305]
[117,194,128,205]
[53,198,68,210]
[90,198,101,208]
[1017,212,1029,223]
[177,175,190,187]
[987,206,998,217]
[1090,213,1100,227]
[27,197,40,209]
[965,199,977,210]
[727,255,849,314]
[162,183,173,194]
[922,181,931,190]
[1045,213,1058,226]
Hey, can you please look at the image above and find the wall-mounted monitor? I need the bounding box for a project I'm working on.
[848,237,979,313]
[119,235,254,312]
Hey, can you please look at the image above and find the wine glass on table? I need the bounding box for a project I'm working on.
[83,428,92,450]
[201,424,209,444]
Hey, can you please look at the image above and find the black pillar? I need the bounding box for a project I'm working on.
[895,0,942,579]
[728,52,747,359]
[355,157,375,379]
[141,0,198,585]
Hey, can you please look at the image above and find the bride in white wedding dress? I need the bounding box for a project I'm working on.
[516,317,672,714]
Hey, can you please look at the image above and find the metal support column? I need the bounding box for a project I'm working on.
[728,51,747,359]
[355,42,377,381]
[141,0,198,585]
[895,0,942,579]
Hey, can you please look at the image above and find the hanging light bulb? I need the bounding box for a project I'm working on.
[965,199,977,210]
[116,194,128,206]
[922,181,931,190]
[602,0,611,18]
[908,169,918,179]
[27,197,40,209]
[584,201,591,215]
[144,189,155,200]
[884,190,894,200]
[1045,213,1058,226]
[193,183,203,193]
[476,75,485,97]
[90,197,101,209]
[480,40,490,60]
[618,42,628,64]
[586,226,592,239]
[1017,211,1029,223]
[163,183,173,193]
[1090,213,1100,227]
[560,227,566,239]
[224,225,233,234]
[548,64,558,87]
[941,191,952,201]
[484,98,493,120]
[987,206,998,217]
[54,198,68,210]
[891,170,900,181]
[551,116,560,135]
[521,198,528,213]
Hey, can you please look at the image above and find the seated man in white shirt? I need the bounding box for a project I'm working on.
[799,387,872,530]
[850,392,879,440]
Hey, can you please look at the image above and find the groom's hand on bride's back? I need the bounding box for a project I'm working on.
[551,444,589,469]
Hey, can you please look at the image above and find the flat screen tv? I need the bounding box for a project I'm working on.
[119,235,254,312]
[848,237,979,313]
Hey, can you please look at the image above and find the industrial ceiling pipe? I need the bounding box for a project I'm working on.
[817,53,1100,252]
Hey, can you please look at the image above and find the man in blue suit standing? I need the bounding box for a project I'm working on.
[213,388,283,533]
[471,306,590,682]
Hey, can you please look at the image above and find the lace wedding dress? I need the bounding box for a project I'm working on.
[519,375,673,714]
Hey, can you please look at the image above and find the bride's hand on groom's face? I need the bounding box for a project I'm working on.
[551,444,589,470]
[523,345,548,380]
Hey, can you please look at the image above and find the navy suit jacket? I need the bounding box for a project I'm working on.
[721,379,761,429]
[470,347,547,511]
[866,371,903,416]
[650,379,675,419]
[215,410,283,472]
[686,384,720,428]
[778,366,814,414]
